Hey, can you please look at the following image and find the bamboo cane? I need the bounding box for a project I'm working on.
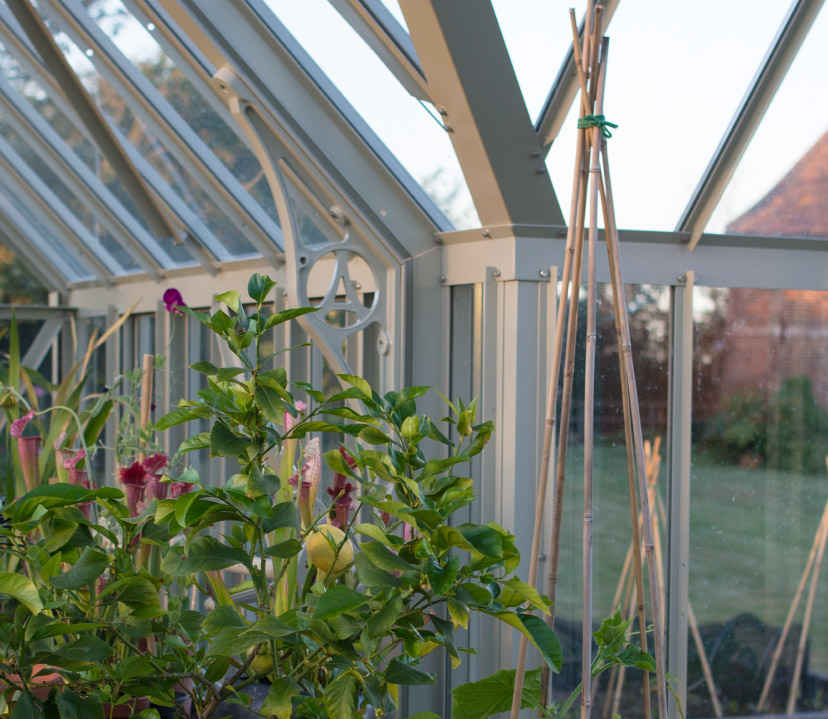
[599,138,668,719]
[538,15,595,708]
[758,496,828,710]
[138,353,154,463]
[687,604,723,717]
[509,9,597,715]
[582,25,607,719]
[599,169,652,719]
[786,472,828,715]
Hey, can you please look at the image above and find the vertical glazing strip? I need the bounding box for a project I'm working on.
[667,271,694,719]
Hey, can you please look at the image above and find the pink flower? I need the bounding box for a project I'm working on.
[10,411,40,492]
[167,481,193,499]
[163,288,186,315]
[54,433,72,484]
[64,450,91,519]
[298,438,320,530]
[118,461,146,517]
[284,401,307,434]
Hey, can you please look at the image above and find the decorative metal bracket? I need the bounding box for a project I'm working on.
[212,64,404,388]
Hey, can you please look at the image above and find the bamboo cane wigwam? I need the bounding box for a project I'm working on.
[509,3,668,718]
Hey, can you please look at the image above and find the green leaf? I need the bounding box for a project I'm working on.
[247,465,280,498]
[117,578,163,619]
[205,627,258,657]
[447,597,470,629]
[615,645,656,672]
[264,539,302,559]
[190,361,219,376]
[314,585,369,620]
[263,502,300,532]
[215,290,241,313]
[248,274,276,304]
[403,714,441,719]
[50,547,109,590]
[52,635,115,664]
[11,485,121,524]
[457,524,502,558]
[323,670,359,719]
[178,432,210,454]
[358,426,391,445]
[203,605,246,636]
[263,306,319,330]
[353,553,400,590]
[336,373,372,398]
[366,595,403,639]
[427,555,460,595]
[498,576,549,614]
[353,523,396,547]
[593,608,632,653]
[485,612,561,672]
[11,692,35,719]
[519,614,562,672]
[154,407,203,431]
[263,677,300,719]
[0,573,42,614]
[451,668,541,719]
[254,385,287,424]
[384,658,436,686]
[360,541,416,572]
[210,421,252,458]
[168,536,251,575]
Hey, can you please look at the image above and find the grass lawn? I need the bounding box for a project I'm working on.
[549,439,828,710]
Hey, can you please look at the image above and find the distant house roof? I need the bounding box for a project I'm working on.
[727,129,828,237]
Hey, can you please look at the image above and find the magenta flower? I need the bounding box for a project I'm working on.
[118,461,146,516]
[163,288,186,315]
[64,449,92,519]
[327,447,358,528]
[143,452,169,501]
[10,411,41,492]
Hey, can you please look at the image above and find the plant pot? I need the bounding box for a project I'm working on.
[0,664,64,701]
[152,689,193,719]
[213,682,270,719]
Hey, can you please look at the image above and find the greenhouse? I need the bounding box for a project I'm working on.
[0,0,826,717]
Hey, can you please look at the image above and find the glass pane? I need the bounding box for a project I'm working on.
[0,246,48,304]
[690,286,828,716]
[264,0,479,229]
[708,5,828,237]
[82,0,281,227]
[547,0,791,232]
[548,284,670,717]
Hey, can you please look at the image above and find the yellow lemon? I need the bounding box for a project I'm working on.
[248,644,274,675]
[306,525,354,574]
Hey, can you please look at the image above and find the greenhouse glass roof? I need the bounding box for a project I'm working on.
[0,0,824,289]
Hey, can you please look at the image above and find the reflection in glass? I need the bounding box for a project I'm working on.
[690,286,828,716]
[550,285,669,717]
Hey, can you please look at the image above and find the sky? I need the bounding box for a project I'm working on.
[56,0,828,236]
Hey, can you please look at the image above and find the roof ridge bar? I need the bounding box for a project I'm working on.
[5,0,186,254]
[677,0,825,251]
[46,0,284,262]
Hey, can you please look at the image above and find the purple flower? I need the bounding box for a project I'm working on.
[10,411,40,492]
[163,288,186,315]
[326,448,358,528]
[143,452,170,501]
[118,461,147,517]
